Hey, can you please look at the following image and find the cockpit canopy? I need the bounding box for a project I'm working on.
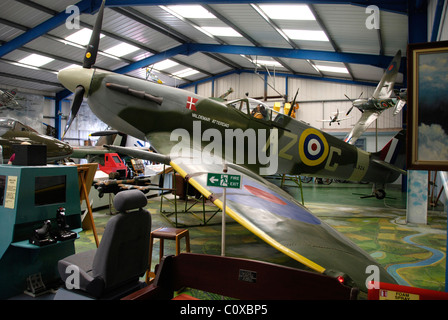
[0,118,37,136]
[226,98,273,121]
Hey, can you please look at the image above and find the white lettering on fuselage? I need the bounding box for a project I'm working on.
[170,121,278,175]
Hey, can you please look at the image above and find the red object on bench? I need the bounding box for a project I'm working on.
[123,253,359,300]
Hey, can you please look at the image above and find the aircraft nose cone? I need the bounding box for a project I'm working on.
[353,99,364,108]
[58,67,95,95]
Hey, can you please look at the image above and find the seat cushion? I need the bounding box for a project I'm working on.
[92,209,151,292]
[58,249,97,292]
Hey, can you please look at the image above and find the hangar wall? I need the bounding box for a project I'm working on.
[185,73,403,153]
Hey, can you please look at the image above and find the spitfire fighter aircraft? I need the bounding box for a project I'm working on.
[57,1,405,293]
[343,50,406,145]
[316,109,351,126]
[0,117,73,162]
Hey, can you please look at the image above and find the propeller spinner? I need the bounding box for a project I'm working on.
[58,0,106,138]
[345,92,363,115]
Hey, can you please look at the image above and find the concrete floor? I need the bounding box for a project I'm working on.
[76,179,447,295]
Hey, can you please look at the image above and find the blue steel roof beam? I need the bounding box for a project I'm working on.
[103,0,408,14]
[185,43,402,71]
[178,69,380,90]
[0,0,102,58]
[103,42,404,79]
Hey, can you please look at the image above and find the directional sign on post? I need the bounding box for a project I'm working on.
[207,173,241,189]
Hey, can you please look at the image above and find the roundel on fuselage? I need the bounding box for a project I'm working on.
[298,128,329,166]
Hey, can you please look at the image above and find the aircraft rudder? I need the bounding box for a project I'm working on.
[376,129,406,166]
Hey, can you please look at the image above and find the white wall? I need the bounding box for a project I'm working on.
[187,72,403,153]
[59,99,108,146]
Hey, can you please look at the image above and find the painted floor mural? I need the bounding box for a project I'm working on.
[75,181,447,296]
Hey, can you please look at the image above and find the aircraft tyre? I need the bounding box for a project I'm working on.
[374,189,386,200]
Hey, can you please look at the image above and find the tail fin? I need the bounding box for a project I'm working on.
[372,130,407,177]
[377,130,405,163]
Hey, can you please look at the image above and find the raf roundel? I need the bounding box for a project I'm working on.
[299,128,329,166]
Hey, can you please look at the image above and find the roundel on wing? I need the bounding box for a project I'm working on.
[298,128,329,166]
[210,180,321,225]
[387,61,397,73]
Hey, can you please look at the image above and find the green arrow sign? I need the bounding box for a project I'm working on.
[207,173,241,189]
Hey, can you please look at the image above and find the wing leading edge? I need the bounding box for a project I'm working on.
[104,144,397,292]
[169,158,397,292]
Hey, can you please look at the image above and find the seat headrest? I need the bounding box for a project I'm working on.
[113,189,147,212]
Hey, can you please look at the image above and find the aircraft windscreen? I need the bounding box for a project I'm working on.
[0,118,15,136]
[226,99,272,121]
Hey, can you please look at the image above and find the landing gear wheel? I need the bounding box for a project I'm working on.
[374,189,386,200]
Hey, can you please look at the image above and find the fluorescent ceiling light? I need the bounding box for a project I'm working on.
[173,68,200,78]
[11,62,39,70]
[201,27,242,37]
[315,65,349,74]
[65,28,104,46]
[165,5,216,19]
[59,64,82,71]
[153,59,179,70]
[259,4,315,20]
[255,60,283,67]
[104,43,139,57]
[18,54,54,67]
[283,29,329,41]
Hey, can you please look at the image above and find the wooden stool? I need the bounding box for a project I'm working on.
[146,227,190,283]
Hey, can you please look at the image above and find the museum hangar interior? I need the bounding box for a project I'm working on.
[0,0,447,302]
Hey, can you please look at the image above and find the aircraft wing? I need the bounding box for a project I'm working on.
[71,145,153,160]
[344,110,381,145]
[393,99,406,115]
[372,50,401,100]
[71,146,111,158]
[105,144,397,292]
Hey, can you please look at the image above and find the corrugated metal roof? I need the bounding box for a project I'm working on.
[0,1,410,96]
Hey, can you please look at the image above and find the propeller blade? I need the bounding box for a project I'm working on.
[90,130,120,136]
[344,94,352,102]
[346,106,354,116]
[63,86,85,138]
[288,88,299,117]
[83,0,105,69]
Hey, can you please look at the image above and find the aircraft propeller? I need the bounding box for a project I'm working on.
[345,92,363,116]
[62,0,105,138]
[287,88,299,117]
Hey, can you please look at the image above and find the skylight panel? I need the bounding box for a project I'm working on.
[65,28,104,46]
[283,29,329,41]
[315,65,349,74]
[19,54,54,67]
[165,5,216,19]
[173,68,200,78]
[104,43,139,57]
[201,27,242,37]
[153,59,179,70]
[259,4,316,20]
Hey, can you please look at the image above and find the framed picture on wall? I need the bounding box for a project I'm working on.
[407,40,448,170]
